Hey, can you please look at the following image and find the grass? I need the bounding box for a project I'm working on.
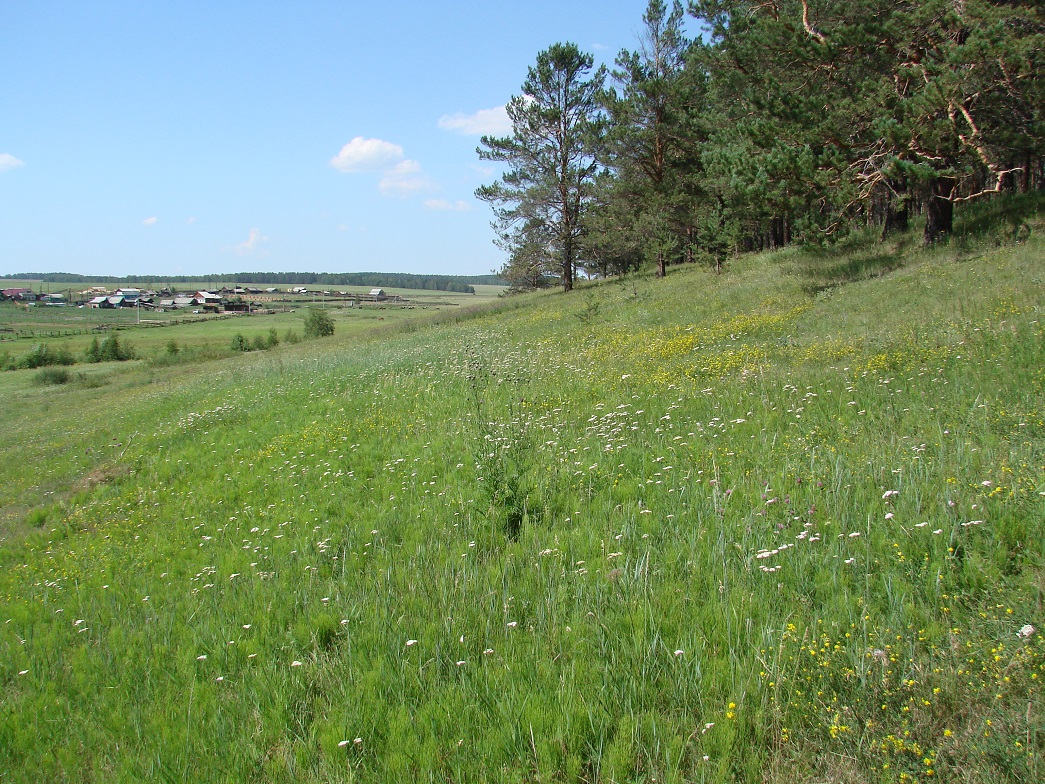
[0,206,1042,782]
[0,286,504,368]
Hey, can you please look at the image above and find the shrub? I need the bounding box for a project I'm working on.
[230,334,250,352]
[99,333,134,362]
[266,328,280,348]
[33,367,71,385]
[304,308,335,339]
[283,329,301,344]
[252,334,267,351]
[87,333,135,362]
[85,337,101,362]
[18,344,74,369]
[166,339,180,355]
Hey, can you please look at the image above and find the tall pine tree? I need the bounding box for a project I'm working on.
[476,43,607,292]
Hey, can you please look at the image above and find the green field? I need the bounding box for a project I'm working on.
[1,211,1043,781]
[0,285,504,359]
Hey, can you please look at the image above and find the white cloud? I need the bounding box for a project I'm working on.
[186,216,197,225]
[438,106,511,136]
[424,199,471,212]
[142,216,158,226]
[236,227,269,255]
[329,137,404,172]
[0,153,25,172]
[379,159,435,197]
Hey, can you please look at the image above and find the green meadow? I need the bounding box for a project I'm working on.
[0,286,502,359]
[1,212,1043,781]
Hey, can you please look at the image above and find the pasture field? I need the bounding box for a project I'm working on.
[0,219,1043,782]
[0,285,503,359]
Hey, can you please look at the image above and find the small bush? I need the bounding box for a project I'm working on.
[33,367,71,385]
[266,328,280,348]
[86,334,135,363]
[166,339,180,355]
[100,334,134,361]
[230,334,250,352]
[252,334,267,351]
[304,308,335,339]
[75,371,108,388]
[283,329,301,344]
[18,344,75,370]
[85,337,101,362]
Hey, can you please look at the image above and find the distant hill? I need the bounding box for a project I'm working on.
[1,271,506,293]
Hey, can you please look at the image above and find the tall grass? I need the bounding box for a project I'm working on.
[0,216,1042,782]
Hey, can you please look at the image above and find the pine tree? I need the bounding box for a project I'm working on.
[477,43,607,293]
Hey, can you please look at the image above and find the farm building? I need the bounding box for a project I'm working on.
[1,288,36,302]
[369,288,386,300]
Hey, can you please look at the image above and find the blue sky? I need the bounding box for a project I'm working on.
[0,1,692,278]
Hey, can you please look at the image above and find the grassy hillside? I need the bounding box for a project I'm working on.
[1,207,1043,782]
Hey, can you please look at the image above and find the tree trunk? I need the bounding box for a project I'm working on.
[770,217,785,249]
[881,179,909,239]
[656,251,666,278]
[923,177,955,245]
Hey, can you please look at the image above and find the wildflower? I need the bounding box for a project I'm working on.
[197,654,207,660]
[456,660,466,667]
[507,621,518,628]
[406,639,418,646]
[291,660,302,667]
[338,740,350,747]
[215,676,224,682]
[674,649,684,657]
[1018,625,1036,638]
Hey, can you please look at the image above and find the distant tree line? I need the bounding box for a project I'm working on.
[1,271,505,293]
[478,0,1044,291]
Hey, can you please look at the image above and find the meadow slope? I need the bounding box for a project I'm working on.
[1,221,1043,782]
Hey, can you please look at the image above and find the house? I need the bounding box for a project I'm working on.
[1,288,36,302]
[115,288,141,301]
[193,291,223,311]
[369,288,386,300]
[172,297,196,309]
[88,295,112,308]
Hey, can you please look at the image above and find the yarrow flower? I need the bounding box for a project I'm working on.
[1018,624,1036,638]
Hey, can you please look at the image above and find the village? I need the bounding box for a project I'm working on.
[0,285,395,313]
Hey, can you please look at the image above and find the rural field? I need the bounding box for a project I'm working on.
[0,285,504,358]
[1,206,1043,782]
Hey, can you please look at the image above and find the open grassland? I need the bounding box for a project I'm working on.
[1,220,1043,782]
